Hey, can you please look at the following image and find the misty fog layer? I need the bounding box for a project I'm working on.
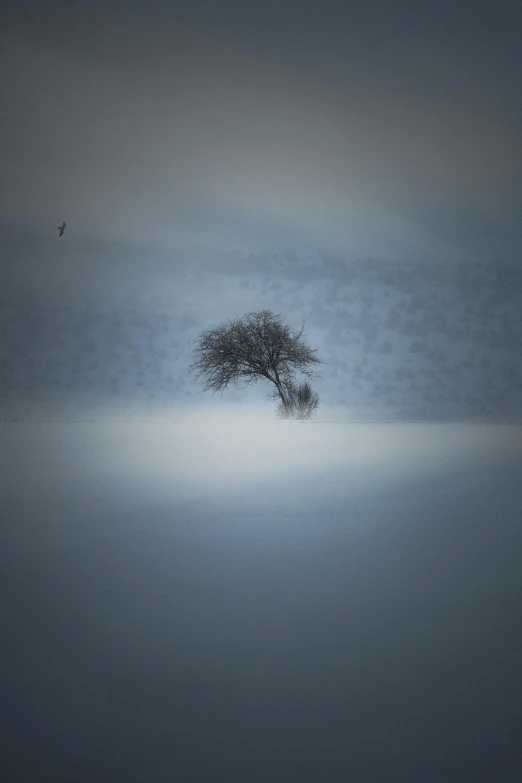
[2,2,522,781]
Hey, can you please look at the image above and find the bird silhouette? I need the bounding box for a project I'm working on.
[58,221,66,237]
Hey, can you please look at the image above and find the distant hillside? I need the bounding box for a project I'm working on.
[1,231,521,420]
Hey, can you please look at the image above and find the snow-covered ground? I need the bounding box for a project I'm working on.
[2,419,522,781]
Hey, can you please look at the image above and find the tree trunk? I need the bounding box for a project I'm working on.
[273,371,290,416]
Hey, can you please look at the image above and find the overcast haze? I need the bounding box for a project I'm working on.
[2,3,522,781]
[2,0,522,420]
[3,1,522,257]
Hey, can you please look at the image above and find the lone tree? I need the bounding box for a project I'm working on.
[189,310,321,418]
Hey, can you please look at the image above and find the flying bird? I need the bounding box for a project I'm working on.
[58,221,66,237]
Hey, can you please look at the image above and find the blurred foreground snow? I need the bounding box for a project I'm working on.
[1,418,522,781]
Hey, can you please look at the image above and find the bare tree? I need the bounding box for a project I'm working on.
[189,310,321,417]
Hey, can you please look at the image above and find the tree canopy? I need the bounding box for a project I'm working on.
[189,310,321,417]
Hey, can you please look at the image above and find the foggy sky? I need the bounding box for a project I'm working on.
[3,0,522,258]
[1,0,521,419]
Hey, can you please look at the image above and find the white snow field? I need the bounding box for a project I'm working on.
[1,417,522,782]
